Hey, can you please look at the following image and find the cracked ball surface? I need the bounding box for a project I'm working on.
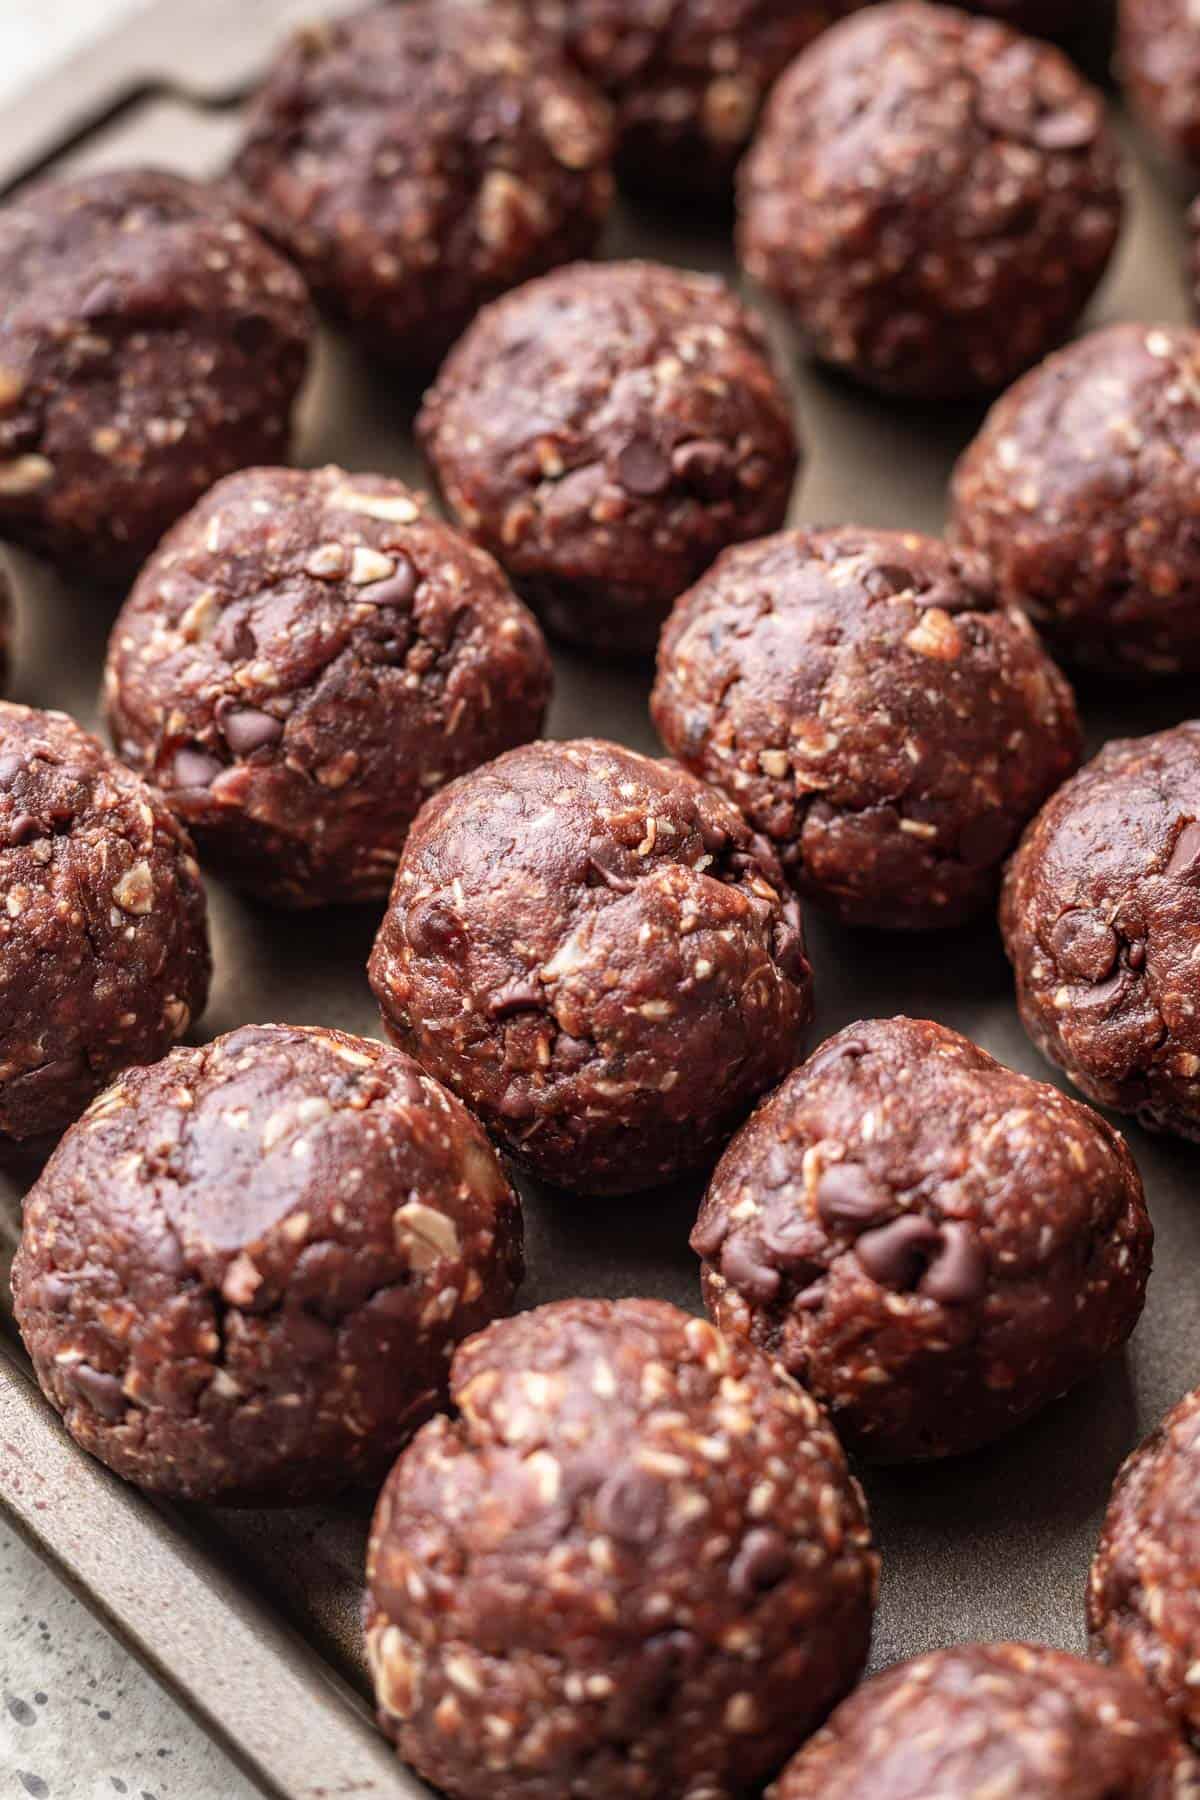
[694,1017,1151,1463]
[233,0,614,370]
[1002,723,1200,1140]
[652,527,1081,930]
[418,259,799,654]
[366,1297,878,1800]
[0,702,210,1142]
[11,1021,523,1504]
[737,0,1123,398]
[0,168,312,582]
[1090,1385,1200,1753]
[368,738,813,1195]
[952,324,1200,678]
[104,465,551,908]
[770,1640,1197,1799]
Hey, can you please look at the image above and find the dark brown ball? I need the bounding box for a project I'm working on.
[0,168,311,582]
[366,1297,878,1800]
[952,324,1200,678]
[369,738,813,1194]
[419,259,799,654]
[521,0,868,201]
[1120,0,1200,171]
[652,527,1081,930]
[0,702,210,1142]
[233,1,614,371]
[771,1641,1196,1799]
[103,466,552,908]
[694,1017,1152,1463]
[1089,1386,1200,1750]
[1002,723,1200,1140]
[738,1,1124,398]
[968,0,1088,30]
[11,1022,523,1505]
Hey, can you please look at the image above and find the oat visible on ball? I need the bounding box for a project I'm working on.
[1002,723,1200,1140]
[522,0,867,201]
[0,168,312,581]
[369,738,813,1194]
[770,1641,1197,1800]
[11,1022,523,1505]
[0,703,210,1142]
[418,259,799,654]
[737,1,1123,398]
[103,466,552,908]
[652,527,1081,930]
[694,1017,1151,1463]
[366,1297,878,1800]
[1120,0,1200,171]
[1089,1386,1200,1752]
[952,324,1200,678]
[233,1,614,370]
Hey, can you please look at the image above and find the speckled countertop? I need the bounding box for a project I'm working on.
[0,22,259,1800]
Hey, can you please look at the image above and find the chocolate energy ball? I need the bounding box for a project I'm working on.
[419,260,799,654]
[693,1017,1151,1463]
[233,1,613,371]
[1120,0,1200,172]
[737,1,1124,399]
[0,703,209,1142]
[770,1641,1196,1800]
[369,738,813,1194]
[522,1,865,203]
[1001,723,1200,1139]
[366,1298,878,1800]
[103,466,552,908]
[652,527,1081,931]
[0,168,311,582]
[952,324,1200,678]
[1089,1386,1200,1748]
[12,1022,523,1505]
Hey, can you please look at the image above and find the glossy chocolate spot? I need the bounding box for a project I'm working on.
[615,436,671,497]
[730,1527,791,1596]
[690,1208,730,1259]
[920,1221,987,1304]
[172,746,224,789]
[360,554,418,608]
[1051,910,1119,984]
[593,1463,664,1543]
[855,1214,941,1289]
[67,1362,126,1421]
[218,705,284,757]
[817,1163,891,1229]
[720,1232,782,1303]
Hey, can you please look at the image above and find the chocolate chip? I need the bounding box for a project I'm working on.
[359,554,418,607]
[587,851,637,894]
[817,1164,891,1229]
[1167,820,1200,880]
[720,1233,782,1303]
[730,1527,791,1596]
[920,1221,987,1304]
[758,1210,822,1280]
[218,706,283,757]
[1051,910,1119,984]
[405,896,464,956]
[487,978,544,1020]
[67,1362,126,1421]
[855,1214,941,1289]
[615,436,671,497]
[864,563,916,599]
[6,813,44,845]
[593,1464,663,1543]
[958,809,1014,869]
[671,439,735,498]
[0,753,24,786]
[172,747,224,790]
[213,612,257,662]
[1125,939,1146,971]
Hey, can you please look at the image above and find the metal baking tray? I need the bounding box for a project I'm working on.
[1,4,1196,1797]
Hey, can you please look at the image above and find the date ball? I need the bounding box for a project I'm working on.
[770,1641,1196,1799]
[0,168,311,582]
[652,528,1081,931]
[737,1,1124,399]
[522,0,866,202]
[1120,0,1200,172]
[419,260,799,654]
[693,1017,1151,1463]
[369,738,813,1194]
[0,703,209,1142]
[12,1022,523,1505]
[366,1297,878,1800]
[953,324,1200,678]
[1001,723,1200,1139]
[233,1,613,371]
[1089,1386,1200,1748]
[103,466,551,908]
